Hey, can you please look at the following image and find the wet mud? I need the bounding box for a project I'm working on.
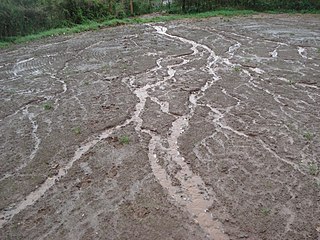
[0,14,320,239]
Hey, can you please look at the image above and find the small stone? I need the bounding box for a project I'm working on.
[52,164,59,169]
[238,234,249,238]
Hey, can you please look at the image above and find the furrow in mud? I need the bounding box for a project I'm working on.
[0,14,319,240]
[150,25,229,239]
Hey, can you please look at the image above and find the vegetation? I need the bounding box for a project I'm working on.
[73,126,81,134]
[175,0,320,13]
[303,131,314,141]
[233,66,241,72]
[261,207,271,216]
[288,79,296,85]
[0,9,256,47]
[0,0,161,39]
[119,135,130,144]
[308,163,319,176]
[0,0,319,45]
[43,103,53,110]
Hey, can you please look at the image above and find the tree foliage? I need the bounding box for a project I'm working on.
[0,0,161,38]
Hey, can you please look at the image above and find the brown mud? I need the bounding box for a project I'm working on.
[0,14,320,239]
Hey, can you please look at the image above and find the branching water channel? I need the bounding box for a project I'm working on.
[1,16,320,240]
[0,24,230,239]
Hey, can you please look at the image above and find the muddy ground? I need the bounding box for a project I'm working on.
[0,14,320,240]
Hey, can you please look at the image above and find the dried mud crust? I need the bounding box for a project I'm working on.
[0,14,320,239]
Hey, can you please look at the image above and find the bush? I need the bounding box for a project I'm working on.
[0,2,49,38]
[58,0,110,24]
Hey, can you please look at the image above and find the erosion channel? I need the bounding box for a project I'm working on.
[0,14,320,240]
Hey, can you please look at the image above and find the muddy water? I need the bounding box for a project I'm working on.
[0,134,99,227]
[0,78,153,228]
[0,25,208,230]
[1,14,320,240]
[150,25,229,239]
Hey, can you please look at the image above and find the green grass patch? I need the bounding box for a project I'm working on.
[119,135,130,145]
[233,66,242,72]
[43,103,53,110]
[266,9,320,14]
[308,163,319,176]
[303,131,314,141]
[73,126,81,135]
[288,79,296,85]
[261,207,271,216]
[0,41,10,48]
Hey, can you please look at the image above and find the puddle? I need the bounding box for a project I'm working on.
[298,46,308,59]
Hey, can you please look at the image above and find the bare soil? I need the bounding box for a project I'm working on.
[0,14,320,240]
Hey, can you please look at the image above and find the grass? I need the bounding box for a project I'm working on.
[119,135,130,145]
[265,9,320,14]
[4,8,319,49]
[0,42,10,48]
[233,66,241,72]
[303,132,314,141]
[43,103,53,110]
[308,163,319,176]
[261,207,271,216]
[2,8,320,49]
[73,126,81,135]
[0,10,256,48]
[288,79,296,85]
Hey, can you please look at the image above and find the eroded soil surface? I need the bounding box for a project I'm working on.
[0,14,320,240]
